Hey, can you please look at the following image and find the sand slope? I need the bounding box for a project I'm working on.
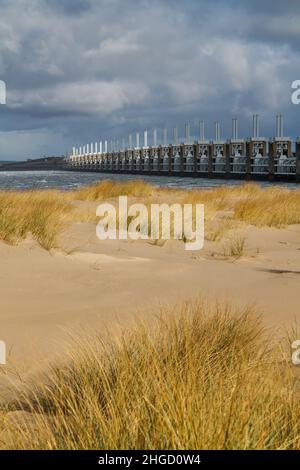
[0,219,299,392]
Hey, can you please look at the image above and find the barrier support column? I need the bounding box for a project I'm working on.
[225,143,231,179]
[245,141,252,180]
[169,145,173,175]
[180,144,184,175]
[268,141,275,181]
[158,146,162,174]
[208,144,213,177]
[194,143,199,177]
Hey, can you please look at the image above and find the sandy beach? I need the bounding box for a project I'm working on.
[0,181,299,449]
[0,194,299,390]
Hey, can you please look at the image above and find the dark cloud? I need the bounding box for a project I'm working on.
[232,0,300,14]
[43,0,92,15]
[0,0,299,160]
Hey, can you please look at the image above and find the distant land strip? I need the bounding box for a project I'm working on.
[0,157,64,171]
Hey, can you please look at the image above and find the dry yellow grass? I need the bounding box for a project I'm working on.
[2,301,300,450]
[221,235,246,259]
[182,183,300,227]
[0,190,71,250]
[0,181,299,250]
[234,187,300,227]
[181,182,262,214]
[205,218,236,242]
[72,179,155,201]
[71,180,300,241]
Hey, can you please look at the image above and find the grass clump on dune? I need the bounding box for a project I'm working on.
[4,301,300,450]
[72,179,155,201]
[182,183,262,213]
[182,183,300,228]
[0,190,71,250]
[234,187,300,227]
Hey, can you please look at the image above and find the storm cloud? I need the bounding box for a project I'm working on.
[0,0,299,159]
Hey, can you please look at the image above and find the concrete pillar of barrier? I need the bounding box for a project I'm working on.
[245,141,252,180]
[169,146,173,175]
[194,143,199,176]
[262,140,267,156]
[296,139,300,183]
[268,141,275,181]
[225,143,231,179]
[180,144,184,175]
[158,146,162,174]
[152,148,155,173]
[125,150,129,172]
[208,144,214,177]
[116,152,119,171]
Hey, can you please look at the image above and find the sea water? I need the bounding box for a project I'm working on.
[0,170,297,191]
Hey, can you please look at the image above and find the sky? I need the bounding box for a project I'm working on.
[0,0,299,160]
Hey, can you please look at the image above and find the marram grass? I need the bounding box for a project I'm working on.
[72,179,155,201]
[2,301,300,450]
[0,190,71,250]
[0,181,299,250]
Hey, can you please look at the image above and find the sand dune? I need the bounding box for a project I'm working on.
[0,213,299,396]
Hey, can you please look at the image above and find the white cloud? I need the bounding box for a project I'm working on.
[9,80,150,114]
[84,34,142,58]
[0,80,6,104]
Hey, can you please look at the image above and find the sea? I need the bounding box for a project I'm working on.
[0,170,297,191]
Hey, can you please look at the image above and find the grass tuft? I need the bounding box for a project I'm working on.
[222,235,246,259]
[233,188,300,227]
[72,179,154,201]
[3,301,300,450]
[0,190,71,250]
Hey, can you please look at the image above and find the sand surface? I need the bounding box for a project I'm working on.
[0,215,299,393]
